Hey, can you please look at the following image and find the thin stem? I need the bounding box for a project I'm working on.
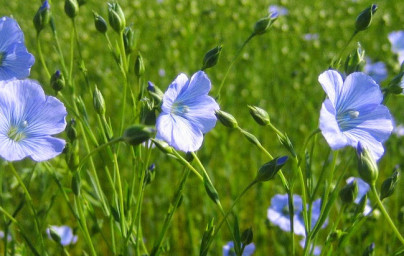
[75,196,97,256]
[216,33,255,99]
[331,31,357,68]
[171,151,203,181]
[8,163,45,254]
[118,30,129,138]
[36,33,51,79]
[370,185,404,245]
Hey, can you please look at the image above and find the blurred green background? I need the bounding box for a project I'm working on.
[1,0,404,255]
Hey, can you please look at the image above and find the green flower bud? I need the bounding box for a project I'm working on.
[255,156,288,182]
[202,45,222,70]
[64,0,79,18]
[339,180,358,204]
[135,53,145,77]
[200,219,215,256]
[357,142,379,185]
[204,175,219,205]
[152,139,173,154]
[50,70,65,92]
[215,110,238,128]
[345,42,365,75]
[123,26,136,54]
[33,1,51,34]
[71,171,81,195]
[93,86,106,115]
[75,96,88,121]
[386,72,404,95]
[66,119,77,142]
[240,129,261,147]
[241,227,253,245]
[64,142,79,171]
[144,163,156,186]
[147,81,164,103]
[108,2,126,33]
[380,169,399,200]
[248,105,270,126]
[253,16,276,35]
[355,4,377,32]
[362,243,375,256]
[48,227,62,244]
[93,12,108,34]
[123,125,155,146]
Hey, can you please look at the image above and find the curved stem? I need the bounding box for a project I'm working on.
[216,33,255,99]
[36,33,51,79]
[370,185,404,245]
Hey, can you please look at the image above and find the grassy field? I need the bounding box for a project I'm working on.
[1,0,404,255]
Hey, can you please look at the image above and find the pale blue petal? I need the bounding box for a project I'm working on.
[343,128,385,160]
[388,31,404,54]
[319,100,348,149]
[346,177,370,204]
[185,95,219,133]
[0,17,24,50]
[47,225,77,246]
[176,71,211,103]
[161,73,188,113]
[243,243,255,255]
[156,113,203,152]
[364,58,387,84]
[337,72,383,111]
[318,70,343,106]
[0,43,35,80]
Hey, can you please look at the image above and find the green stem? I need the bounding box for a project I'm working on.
[36,33,51,79]
[8,163,45,254]
[331,31,357,68]
[216,33,255,99]
[75,196,97,256]
[171,151,203,181]
[118,30,129,138]
[371,185,404,245]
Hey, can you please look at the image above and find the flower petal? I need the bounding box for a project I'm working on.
[318,70,343,106]
[161,73,188,113]
[156,113,204,152]
[319,99,348,149]
[336,72,383,111]
[0,43,35,80]
[185,95,219,133]
[343,128,385,161]
[176,71,211,103]
[0,17,24,50]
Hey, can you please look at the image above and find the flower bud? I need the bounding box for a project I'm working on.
[204,175,219,205]
[74,96,88,121]
[135,53,145,77]
[71,171,81,195]
[202,45,222,70]
[339,180,358,204]
[386,72,404,95]
[33,0,51,33]
[65,142,79,171]
[93,12,108,34]
[241,227,254,245]
[66,119,77,142]
[255,156,288,182]
[93,86,106,115]
[147,81,164,103]
[253,16,276,35]
[215,110,238,128]
[123,26,136,54]
[64,0,79,18]
[362,243,375,256]
[144,163,156,186]
[344,42,365,75]
[200,219,215,256]
[108,2,126,33]
[50,70,65,92]
[380,169,399,200]
[123,125,155,146]
[48,227,62,244]
[248,105,270,126]
[152,139,173,154]
[240,129,261,147]
[357,142,378,185]
[355,4,377,32]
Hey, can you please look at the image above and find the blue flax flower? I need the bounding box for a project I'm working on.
[0,17,35,80]
[364,58,387,84]
[388,31,404,64]
[156,71,219,152]
[318,70,393,161]
[46,225,78,246]
[0,79,67,162]
[268,5,289,18]
[223,241,255,256]
[267,194,306,236]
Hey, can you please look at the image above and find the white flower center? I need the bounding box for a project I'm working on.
[337,110,359,131]
[7,121,28,142]
[171,102,189,115]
